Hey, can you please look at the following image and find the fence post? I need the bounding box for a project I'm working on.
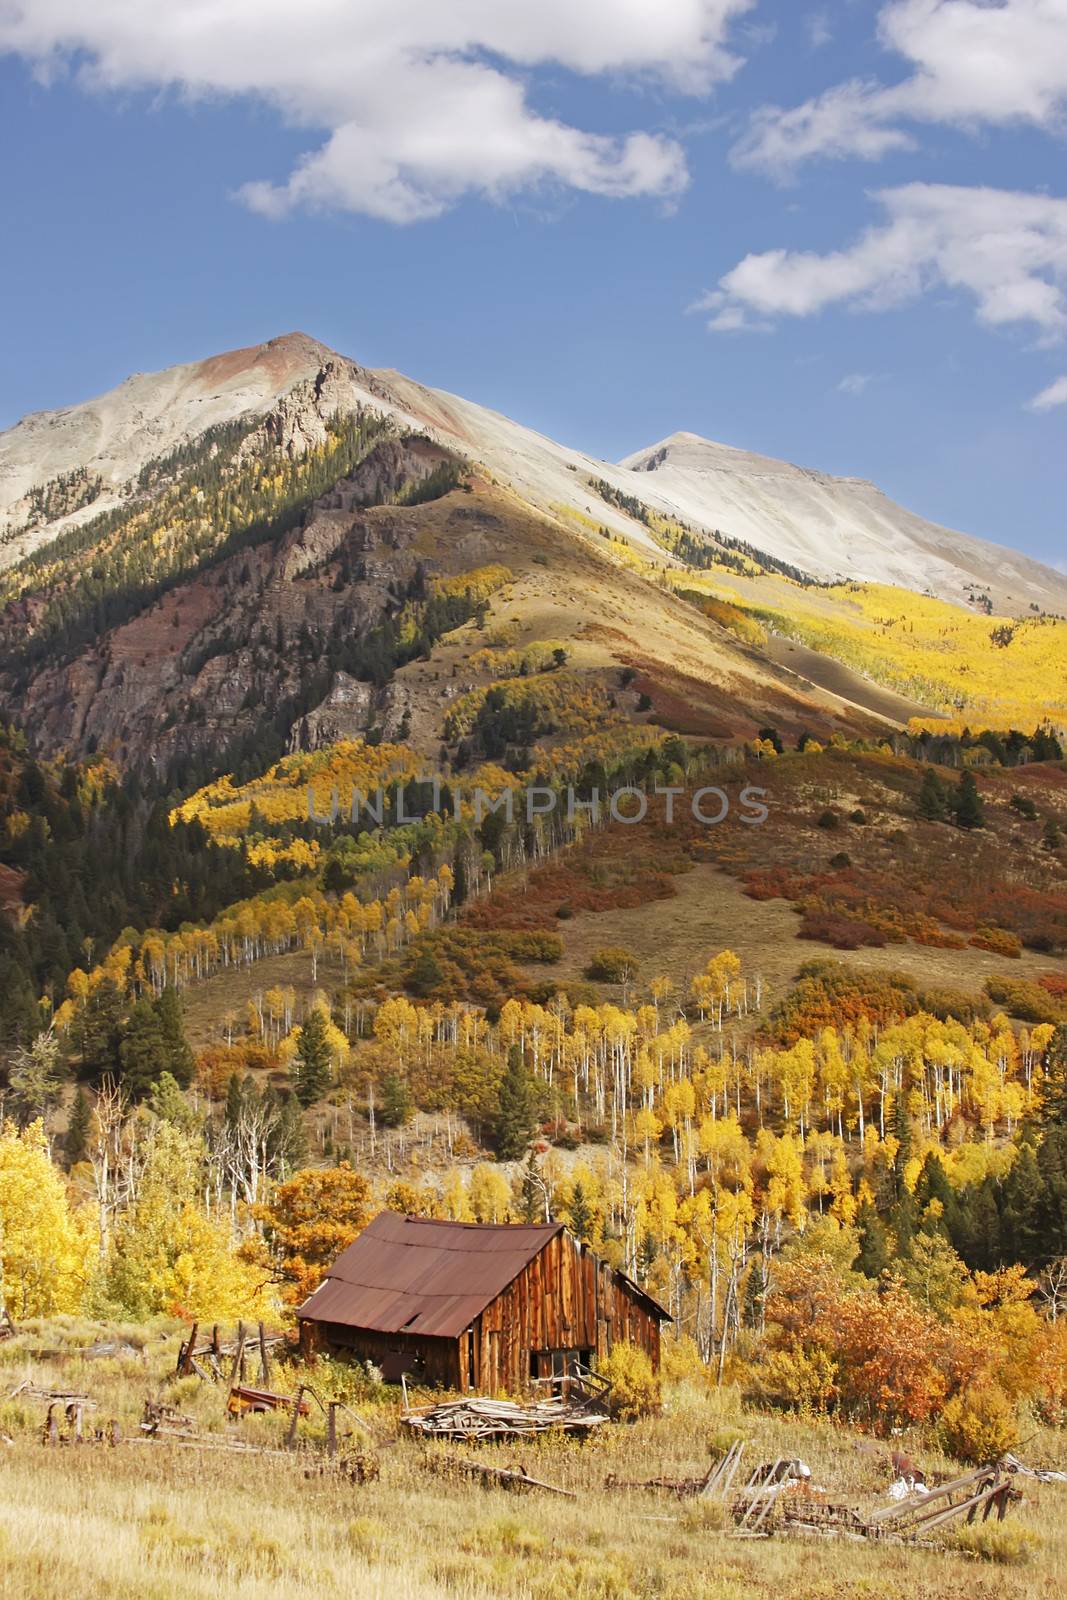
[286,1386,305,1450]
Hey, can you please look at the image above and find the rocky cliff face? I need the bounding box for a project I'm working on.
[1,432,468,776]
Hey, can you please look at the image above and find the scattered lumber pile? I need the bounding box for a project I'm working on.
[402,1394,610,1442]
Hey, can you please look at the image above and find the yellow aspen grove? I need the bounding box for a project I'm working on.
[0,1121,95,1318]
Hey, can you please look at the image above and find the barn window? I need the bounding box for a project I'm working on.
[530,1348,593,1381]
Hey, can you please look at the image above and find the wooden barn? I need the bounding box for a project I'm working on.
[297,1211,669,1391]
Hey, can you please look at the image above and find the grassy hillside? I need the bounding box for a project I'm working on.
[673,572,1067,731]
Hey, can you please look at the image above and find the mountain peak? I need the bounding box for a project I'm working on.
[0,332,361,561]
[2,333,1066,614]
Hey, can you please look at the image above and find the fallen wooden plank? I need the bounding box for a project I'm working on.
[429,1454,576,1498]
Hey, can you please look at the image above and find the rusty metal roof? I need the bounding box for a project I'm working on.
[297,1212,566,1340]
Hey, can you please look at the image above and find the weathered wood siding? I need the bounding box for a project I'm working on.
[469,1233,660,1392]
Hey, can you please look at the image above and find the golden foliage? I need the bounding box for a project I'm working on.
[746,582,1067,726]
[0,1120,95,1318]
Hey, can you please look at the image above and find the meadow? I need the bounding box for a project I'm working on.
[1,1319,1064,1600]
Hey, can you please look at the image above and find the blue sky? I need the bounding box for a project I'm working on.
[1,2,1065,568]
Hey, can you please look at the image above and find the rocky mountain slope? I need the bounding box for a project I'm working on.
[618,432,1066,610]
[3,333,1065,613]
[0,332,1063,778]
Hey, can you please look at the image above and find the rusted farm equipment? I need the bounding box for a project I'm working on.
[605,1440,1033,1547]
[729,1458,1023,1542]
[5,1383,119,1447]
[141,1399,196,1438]
[730,1457,801,1537]
[42,1398,121,1447]
[606,1439,749,1501]
[860,1464,1021,1541]
[227,1384,311,1419]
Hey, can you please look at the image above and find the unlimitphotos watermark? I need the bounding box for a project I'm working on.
[307,780,769,828]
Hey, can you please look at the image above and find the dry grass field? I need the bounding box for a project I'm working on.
[1,1320,1064,1600]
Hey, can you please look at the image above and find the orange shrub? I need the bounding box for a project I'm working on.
[971,927,1023,958]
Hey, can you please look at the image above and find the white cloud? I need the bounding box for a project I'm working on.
[838,372,874,394]
[700,183,1067,341]
[805,11,833,49]
[0,1,754,222]
[735,0,1067,178]
[1029,374,1067,409]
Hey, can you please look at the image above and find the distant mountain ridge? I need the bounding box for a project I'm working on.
[2,332,1065,615]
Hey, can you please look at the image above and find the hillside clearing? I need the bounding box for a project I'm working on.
[523,861,1060,1026]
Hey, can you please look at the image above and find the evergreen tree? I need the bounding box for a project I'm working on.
[914,1151,956,1236]
[1032,727,1063,762]
[0,958,41,1048]
[494,1044,537,1160]
[519,1148,545,1224]
[567,1181,593,1243]
[292,1008,332,1108]
[964,1179,1003,1272]
[890,1187,918,1255]
[224,1071,245,1128]
[742,1253,766,1330]
[916,767,949,821]
[854,1199,891,1278]
[70,976,125,1083]
[951,769,985,829]
[999,1143,1045,1265]
[890,1095,913,1203]
[66,1087,90,1166]
[379,1070,413,1128]
[1040,1025,1067,1128]
[8,1029,65,1123]
[148,1069,198,1129]
[119,996,168,1101]
[408,947,445,998]
[156,987,194,1088]
[1037,1127,1067,1257]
